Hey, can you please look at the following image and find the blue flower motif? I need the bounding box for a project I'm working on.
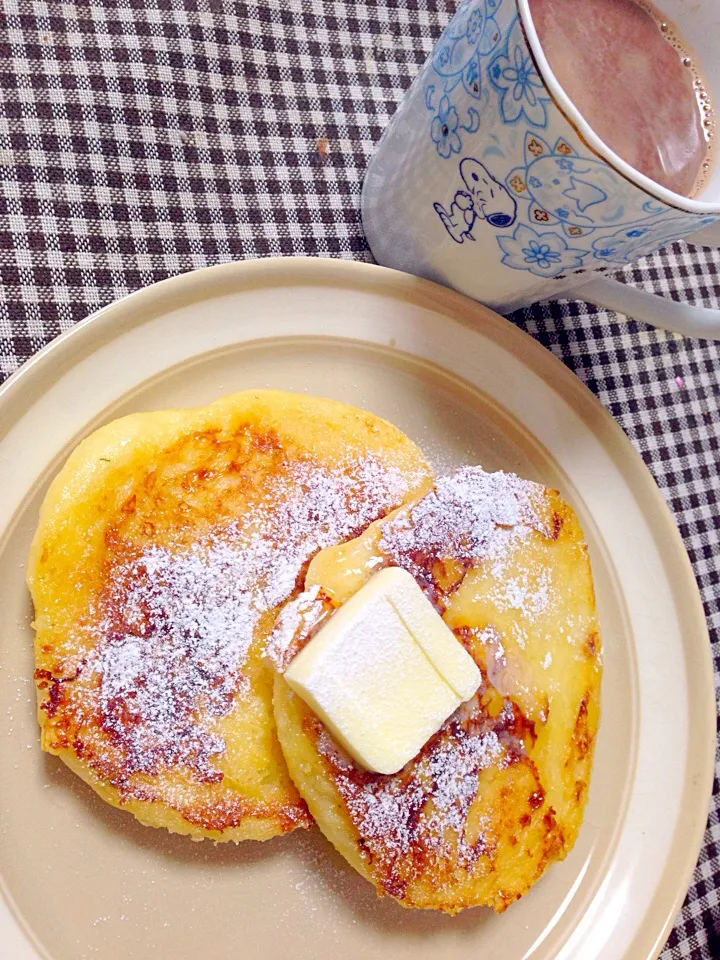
[528,176,541,188]
[498,224,587,277]
[591,215,705,263]
[555,208,570,219]
[556,158,575,172]
[431,0,500,80]
[431,96,462,158]
[465,58,479,87]
[466,8,484,45]
[489,17,549,128]
[523,240,561,268]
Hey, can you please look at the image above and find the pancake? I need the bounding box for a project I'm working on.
[271,467,602,911]
[29,389,432,841]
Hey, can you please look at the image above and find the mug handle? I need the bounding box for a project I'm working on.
[575,222,720,341]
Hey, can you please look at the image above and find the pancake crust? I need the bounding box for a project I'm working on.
[29,390,432,841]
[272,468,602,910]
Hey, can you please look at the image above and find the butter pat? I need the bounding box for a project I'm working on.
[388,570,480,701]
[283,567,481,775]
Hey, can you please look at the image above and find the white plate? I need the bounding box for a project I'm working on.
[0,257,713,960]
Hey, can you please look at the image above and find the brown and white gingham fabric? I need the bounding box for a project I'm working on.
[0,2,718,956]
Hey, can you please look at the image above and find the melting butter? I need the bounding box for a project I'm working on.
[284,567,481,775]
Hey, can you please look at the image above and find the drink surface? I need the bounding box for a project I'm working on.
[529,0,714,197]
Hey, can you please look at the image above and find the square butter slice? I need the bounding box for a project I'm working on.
[283,567,481,775]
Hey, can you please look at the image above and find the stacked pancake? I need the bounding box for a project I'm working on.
[29,389,601,913]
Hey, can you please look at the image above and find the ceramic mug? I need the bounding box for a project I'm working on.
[362,0,720,339]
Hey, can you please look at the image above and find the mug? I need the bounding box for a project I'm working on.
[361,0,720,339]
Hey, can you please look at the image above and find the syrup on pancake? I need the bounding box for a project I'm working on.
[273,468,602,911]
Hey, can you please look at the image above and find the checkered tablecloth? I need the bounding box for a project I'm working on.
[0,1,718,956]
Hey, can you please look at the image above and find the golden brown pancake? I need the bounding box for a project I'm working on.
[272,467,602,911]
[29,390,432,841]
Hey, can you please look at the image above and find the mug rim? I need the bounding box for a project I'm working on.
[516,0,720,216]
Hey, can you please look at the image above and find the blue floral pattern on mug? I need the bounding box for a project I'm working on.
[420,0,720,284]
[591,215,718,263]
[431,96,463,158]
[497,223,587,277]
[434,130,717,279]
[425,0,502,157]
[488,16,549,128]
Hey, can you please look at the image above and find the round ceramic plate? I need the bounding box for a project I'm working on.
[0,258,713,960]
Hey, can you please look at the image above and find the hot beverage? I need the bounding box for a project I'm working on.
[529,0,714,197]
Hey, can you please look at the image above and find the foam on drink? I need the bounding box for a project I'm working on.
[528,0,715,198]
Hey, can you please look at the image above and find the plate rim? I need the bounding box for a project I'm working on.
[0,256,714,960]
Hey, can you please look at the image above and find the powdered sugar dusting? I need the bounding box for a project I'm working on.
[274,468,549,665]
[84,454,420,783]
[265,585,330,671]
[379,467,547,580]
[490,565,552,621]
[98,540,258,780]
[348,726,503,860]
[315,695,509,888]
[424,729,502,837]
[482,526,556,622]
[285,467,552,890]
